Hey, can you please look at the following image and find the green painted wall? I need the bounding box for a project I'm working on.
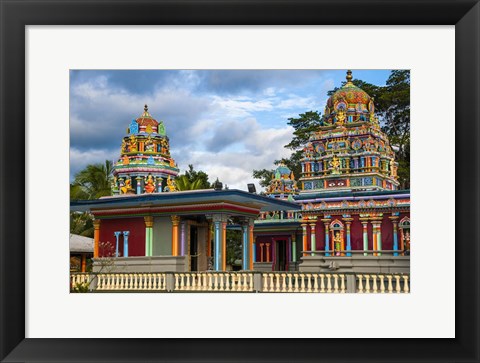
[153,216,172,255]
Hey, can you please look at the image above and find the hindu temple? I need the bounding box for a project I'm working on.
[71,71,410,276]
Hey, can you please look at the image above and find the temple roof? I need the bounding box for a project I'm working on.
[326,70,372,110]
[71,189,301,213]
[136,104,159,127]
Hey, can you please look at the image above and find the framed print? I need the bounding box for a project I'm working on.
[1,0,479,362]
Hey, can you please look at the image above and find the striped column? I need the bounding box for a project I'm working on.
[222,221,227,271]
[248,220,254,270]
[377,221,382,256]
[372,223,378,256]
[361,219,369,256]
[242,223,248,270]
[322,219,331,257]
[114,231,122,257]
[301,223,308,257]
[123,231,130,257]
[213,219,221,271]
[144,216,154,257]
[344,219,353,257]
[171,215,180,257]
[310,223,316,256]
[291,233,297,263]
[390,216,399,256]
[93,219,101,258]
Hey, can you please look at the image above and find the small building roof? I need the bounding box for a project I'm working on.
[70,234,94,253]
[70,188,301,214]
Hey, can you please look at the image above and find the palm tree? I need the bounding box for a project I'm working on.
[71,160,113,200]
[175,175,205,191]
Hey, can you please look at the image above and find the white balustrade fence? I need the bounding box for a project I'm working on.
[70,272,409,293]
[356,273,409,293]
[262,273,346,293]
[174,272,254,292]
[96,273,167,291]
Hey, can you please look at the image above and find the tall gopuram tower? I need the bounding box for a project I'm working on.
[111,105,180,195]
[299,70,399,194]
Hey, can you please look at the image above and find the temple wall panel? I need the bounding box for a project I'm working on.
[153,216,172,256]
[99,217,146,257]
[381,215,394,250]
[350,215,364,250]
[314,220,325,251]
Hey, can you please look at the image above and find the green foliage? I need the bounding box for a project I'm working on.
[71,282,90,293]
[252,168,274,188]
[176,164,212,191]
[70,212,94,237]
[71,160,113,200]
[226,229,242,267]
[285,111,323,150]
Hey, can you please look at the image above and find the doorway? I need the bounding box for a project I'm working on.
[275,239,288,271]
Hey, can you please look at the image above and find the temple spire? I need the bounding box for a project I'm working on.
[346,70,353,83]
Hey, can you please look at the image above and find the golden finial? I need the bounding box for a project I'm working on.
[144,104,148,112]
[346,70,353,83]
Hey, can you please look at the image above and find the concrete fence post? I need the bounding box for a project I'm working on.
[346,274,356,293]
[89,274,98,292]
[253,272,263,293]
[166,273,175,292]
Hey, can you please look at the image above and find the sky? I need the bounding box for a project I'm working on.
[70,69,392,191]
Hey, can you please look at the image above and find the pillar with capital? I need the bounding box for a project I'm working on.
[241,222,248,270]
[344,217,353,257]
[390,216,399,256]
[144,216,154,257]
[114,231,122,257]
[310,221,317,256]
[321,218,331,256]
[180,220,187,256]
[212,215,227,271]
[171,215,180,257]
[301,222,308,257]
[291,233,297,263]
[360,216,369,256]
[248,218,255,270]
[123,231,130,257]
[93,219,101,258]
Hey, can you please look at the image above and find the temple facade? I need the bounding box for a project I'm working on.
[71,71,409,275]
[254,71,410,273]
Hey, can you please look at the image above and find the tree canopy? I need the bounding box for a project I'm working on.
[175,164,212,191]
[70,160,113,200]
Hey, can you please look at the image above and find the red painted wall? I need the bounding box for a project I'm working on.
[99,218,146,257]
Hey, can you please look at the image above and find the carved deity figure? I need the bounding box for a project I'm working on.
[145,136,154,152]
[120,177,134,194]
[129,135,137,152]
[165,175,177,192]
[144,174,156,193]
[330,155,341,174]
[121,139,127,153]
[336,109,346,125]
[405,231,410,254]
[160,138,169,154]
[333,232,342,256]
[122,155,129,165]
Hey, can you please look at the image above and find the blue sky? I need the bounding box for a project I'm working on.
[70,69,392,190]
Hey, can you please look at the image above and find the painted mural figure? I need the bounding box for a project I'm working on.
[334,232,342,256]
[144,174,156,193]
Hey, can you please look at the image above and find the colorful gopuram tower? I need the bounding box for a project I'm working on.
[265,163,299,200]
[299,70,399,193]
[111,105,179,195]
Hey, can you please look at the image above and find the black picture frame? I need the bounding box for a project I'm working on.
[1,1,479,362]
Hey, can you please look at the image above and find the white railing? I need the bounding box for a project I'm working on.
[174,272,254,292]
[356,274,409,293]
[70,273,91,287]
[70,272,409,293]
[96,273,167,291]
[262,273,346,293]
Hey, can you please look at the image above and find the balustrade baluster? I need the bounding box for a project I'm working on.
[357,274,364,293]
[333,275,339,293]
[300,274,306,292]
[403,275,409,293]
[364,274,370,293]
[294,274,300,292]
[326,275,332,293]
[281,274,287,292]
[372,275,378,293]
[387,275,393,293]
[395,275,401,293]
[313,274,319,293]
[379,275,385,293]
[319,274,325,293]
